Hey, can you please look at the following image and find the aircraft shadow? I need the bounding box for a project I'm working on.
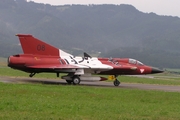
[19,79,67,85]
[18,78,118,88]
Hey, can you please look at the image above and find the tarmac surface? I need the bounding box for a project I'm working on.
[0,76,180,92]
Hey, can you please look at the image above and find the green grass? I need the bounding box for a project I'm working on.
[166,68,180,72]
[0,57,7,67]
[0,82,180,120]
[1,61,180,119]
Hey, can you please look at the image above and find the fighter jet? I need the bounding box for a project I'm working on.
[8,34,163,86]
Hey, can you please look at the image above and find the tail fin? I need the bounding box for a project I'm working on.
[16,34,59,56]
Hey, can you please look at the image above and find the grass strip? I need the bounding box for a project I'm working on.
[0,82,180,120]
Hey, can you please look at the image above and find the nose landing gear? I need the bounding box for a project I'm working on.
[113,75,120,86]
[113,79,120,86]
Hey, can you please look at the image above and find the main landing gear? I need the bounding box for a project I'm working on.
[64,74,121,86]
[113,75,121,86]
[65,75,81,85]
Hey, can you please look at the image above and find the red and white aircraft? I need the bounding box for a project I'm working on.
[8,34,163,86]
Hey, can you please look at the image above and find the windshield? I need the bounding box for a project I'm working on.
[137,61,144,66]
[129,59,137,64]
[129,59,144,66]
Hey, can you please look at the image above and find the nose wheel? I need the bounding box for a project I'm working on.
[113,75,120,86]
[113,79,120,86]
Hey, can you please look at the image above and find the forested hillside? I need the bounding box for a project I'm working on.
[1,0,180,68]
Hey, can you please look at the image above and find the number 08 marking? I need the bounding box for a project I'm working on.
[37,45,45,51]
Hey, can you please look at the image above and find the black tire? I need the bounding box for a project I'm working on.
[72,76,80,85]
[66,80,72,84]
[113,79,120,86]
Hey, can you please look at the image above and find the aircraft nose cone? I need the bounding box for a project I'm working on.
[151,67,164,74]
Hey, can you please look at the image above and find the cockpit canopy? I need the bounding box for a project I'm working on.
[129,59,144,66]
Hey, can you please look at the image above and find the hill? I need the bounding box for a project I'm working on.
[0,0,180,68]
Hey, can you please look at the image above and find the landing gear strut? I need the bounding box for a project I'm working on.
[113,75,120,86]
[29,73,36,77]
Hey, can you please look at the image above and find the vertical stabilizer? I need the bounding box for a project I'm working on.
[16,34,59,56]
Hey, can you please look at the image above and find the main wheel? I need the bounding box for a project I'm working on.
[72,76,80,85]
[113,79,120,86]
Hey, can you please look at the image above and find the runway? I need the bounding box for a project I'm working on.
[0,76,180,92]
